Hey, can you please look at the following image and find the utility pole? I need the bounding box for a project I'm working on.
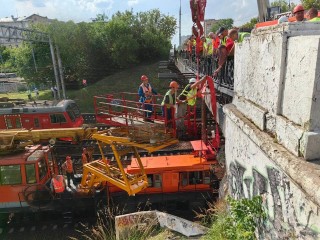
[31,43,38,72]
[49,37,61,99]
[179,0,182,47]
[56,46,66,99]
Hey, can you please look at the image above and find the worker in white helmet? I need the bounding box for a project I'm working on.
[176,76,207,138]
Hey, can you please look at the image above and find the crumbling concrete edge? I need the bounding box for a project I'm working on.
[224,103,320,208]
[115,210,209,240]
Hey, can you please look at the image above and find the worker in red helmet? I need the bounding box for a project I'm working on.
[161,80,179,126]
[293,4,305,22]
[138,75,157,122]
[176,76,207,138]
[62,156,74,188]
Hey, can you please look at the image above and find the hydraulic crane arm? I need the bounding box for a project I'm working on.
[0,127,97,153]
[80,126,178,196]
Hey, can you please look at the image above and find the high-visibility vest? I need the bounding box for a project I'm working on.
[220,36,227,47]
[238,32,250,43]
[52,175,65,193]
[179,84,197,106]
[206,38,213,55]
[65,160,73,173]
[310,17,320,22]
[140,83,152,94]
[161,90,174,107]
[140,83,153,103]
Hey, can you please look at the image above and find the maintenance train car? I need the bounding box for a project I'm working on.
[0,100,84,130]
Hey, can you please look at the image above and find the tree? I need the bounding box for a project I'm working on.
[240,17,258,30]
[300,0,320,9]
[1,9,176,86]
[94,13,108,22]
[210,19,234,34]
[271,0,291,12]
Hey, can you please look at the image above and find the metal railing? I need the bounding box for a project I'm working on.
[177,51,235,101]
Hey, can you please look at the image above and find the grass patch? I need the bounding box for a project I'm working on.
[74,203,163,240]
[1,62,169,113]
[197,196,267,240]
[67,62,168,112]
[0,90,51,101]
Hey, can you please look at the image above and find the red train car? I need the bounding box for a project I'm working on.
[0,100,84,130]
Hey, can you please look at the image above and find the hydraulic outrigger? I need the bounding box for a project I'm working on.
[80,125,178,196]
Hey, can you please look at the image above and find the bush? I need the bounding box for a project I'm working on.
[200,196,267,240]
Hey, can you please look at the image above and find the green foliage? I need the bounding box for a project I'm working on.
[240,18,258,30]
[1,9,176,87]
[271,0,292,12]
[301,0,320,9]
[210,19,234,34]
[202,196,267,240]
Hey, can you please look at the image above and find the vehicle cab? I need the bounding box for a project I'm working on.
[0,145,53,213]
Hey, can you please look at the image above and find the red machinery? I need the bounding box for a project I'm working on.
[0,99,83,130]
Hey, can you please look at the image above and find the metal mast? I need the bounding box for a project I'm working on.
[179,0,182,47]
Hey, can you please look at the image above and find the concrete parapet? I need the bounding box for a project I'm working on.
[234,23,320,160]
[224,104,320,239]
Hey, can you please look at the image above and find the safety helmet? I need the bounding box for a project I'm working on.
[189,78,196,84]
[141,75,148,81]
[278,16,288,24]
[293,4,304,14]
[169,81,179,89]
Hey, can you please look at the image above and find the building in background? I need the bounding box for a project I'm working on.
[204,19,218,36]
[0,14,54,47]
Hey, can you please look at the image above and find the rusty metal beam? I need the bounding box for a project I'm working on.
[0,24,49,44]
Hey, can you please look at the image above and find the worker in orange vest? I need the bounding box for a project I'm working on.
[51,172,66,194]
[62,156,74,188]
[138,75,158,122]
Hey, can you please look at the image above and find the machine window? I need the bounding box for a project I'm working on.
[15,118,22,128]
[26,164,36,184]
[5,118,13,129]
[147,174,153,187]
[188,171,203,184]
[50,114,67,124]
[66,103,81,122]
[0,165,22,185]
[153,174,162,188]
[27,150,44,161]
[34,118,40,127]
[38,159,48,180]
[70,103,81,117]
[66,106,76,122]
[180,172,188,186]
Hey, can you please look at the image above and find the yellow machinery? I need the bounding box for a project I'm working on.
[80,124,178,196]
[0,127,97,153]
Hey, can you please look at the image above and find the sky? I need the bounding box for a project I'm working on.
[0,0,301,45]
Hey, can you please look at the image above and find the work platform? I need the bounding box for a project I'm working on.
[81,126,178,196]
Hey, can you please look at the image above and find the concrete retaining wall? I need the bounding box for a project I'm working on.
[225,22,320,239]
[224,105,320,239]
[234,22,320,160]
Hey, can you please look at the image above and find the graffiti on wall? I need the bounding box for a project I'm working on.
[229,161,319,239]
